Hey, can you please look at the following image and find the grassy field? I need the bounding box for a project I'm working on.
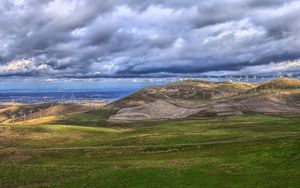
[0,111,300,187]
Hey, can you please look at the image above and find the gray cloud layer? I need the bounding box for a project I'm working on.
[0,0,300,78]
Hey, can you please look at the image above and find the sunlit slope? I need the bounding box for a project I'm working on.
[258,78,300,90]
[0,103,90,124]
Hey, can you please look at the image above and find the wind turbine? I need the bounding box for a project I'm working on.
[12,115,15,124]
[18,109,23,119]
[70,94,75,103]
[38,108,43,118]
[60,96,65,116]
[29,110,33,119]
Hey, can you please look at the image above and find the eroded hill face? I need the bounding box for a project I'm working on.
[109,78,300,121]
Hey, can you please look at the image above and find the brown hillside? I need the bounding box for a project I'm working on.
[110,80,256,108]
[109,78,300,121]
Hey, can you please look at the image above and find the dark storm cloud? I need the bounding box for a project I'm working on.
[0,0,300,79]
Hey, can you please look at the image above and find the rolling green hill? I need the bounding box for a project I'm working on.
[0,114,300,187]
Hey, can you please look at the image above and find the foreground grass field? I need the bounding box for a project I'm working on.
[0,111,300,187]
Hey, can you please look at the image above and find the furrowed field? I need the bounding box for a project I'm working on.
[0,111,300,187]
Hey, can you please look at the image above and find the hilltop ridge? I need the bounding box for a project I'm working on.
[1,78,300,123]
[110,80,256,108]
[109,78,300,121]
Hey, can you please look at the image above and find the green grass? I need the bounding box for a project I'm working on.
[0,113,300,187]
[52,109,117,127]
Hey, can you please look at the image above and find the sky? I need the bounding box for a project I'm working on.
[1,0,300,81]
